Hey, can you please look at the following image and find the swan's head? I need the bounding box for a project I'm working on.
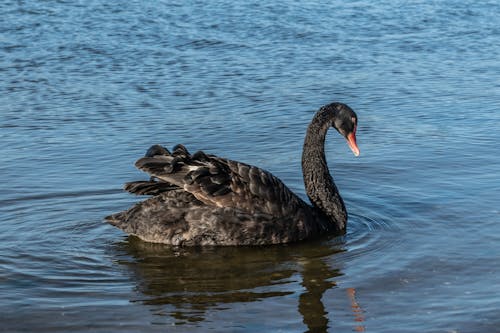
[331,103,360,157]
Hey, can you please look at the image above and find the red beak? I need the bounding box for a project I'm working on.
[346,131,360,156]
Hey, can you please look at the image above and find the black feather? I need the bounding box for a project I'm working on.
[124,180,178,196]
[145,144,170,157]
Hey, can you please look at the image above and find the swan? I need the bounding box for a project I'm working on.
[106,102,360,246]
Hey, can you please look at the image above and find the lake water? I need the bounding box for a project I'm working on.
[1,0,499,332]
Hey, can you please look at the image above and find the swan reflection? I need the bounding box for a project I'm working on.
[115,236,364,331]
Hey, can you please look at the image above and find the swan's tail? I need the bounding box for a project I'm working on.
[105,211,128,230]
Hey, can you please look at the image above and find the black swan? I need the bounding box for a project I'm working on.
[106,102,360,246]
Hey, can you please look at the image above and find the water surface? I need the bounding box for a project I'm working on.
[1,0,500,332]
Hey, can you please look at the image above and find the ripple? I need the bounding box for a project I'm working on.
[0,188,123,207]
[340,212,402,261]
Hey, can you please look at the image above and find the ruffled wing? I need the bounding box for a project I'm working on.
[133,144,306,218]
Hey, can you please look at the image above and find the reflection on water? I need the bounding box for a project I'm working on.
[347,288,365,333]
[115,236,364,332]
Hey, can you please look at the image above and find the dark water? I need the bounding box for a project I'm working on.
[1,0,499,332]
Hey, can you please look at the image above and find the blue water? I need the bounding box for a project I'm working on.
[1,0,500,332]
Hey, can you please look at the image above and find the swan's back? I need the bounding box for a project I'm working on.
[106,144,326,245]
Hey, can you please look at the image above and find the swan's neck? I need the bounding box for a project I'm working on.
[302,108,347,231]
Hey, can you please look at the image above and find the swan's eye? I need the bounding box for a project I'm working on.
[334,118,343,128]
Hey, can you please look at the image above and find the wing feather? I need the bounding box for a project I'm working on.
[134,144,306,217]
